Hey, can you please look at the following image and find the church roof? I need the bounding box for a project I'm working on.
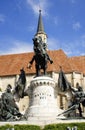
[0,49,85,77]
[69,56,85,74]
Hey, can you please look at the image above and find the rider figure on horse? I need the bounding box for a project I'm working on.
[28,36,53,76]
[33,36,47,55]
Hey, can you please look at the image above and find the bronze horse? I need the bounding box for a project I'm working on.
[28,36,53,76]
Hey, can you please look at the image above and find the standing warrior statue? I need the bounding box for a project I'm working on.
[14,68,26,99]
[28,36,53,76]
[58,68,85,117]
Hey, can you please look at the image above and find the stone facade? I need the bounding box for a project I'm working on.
[0,71,85,113]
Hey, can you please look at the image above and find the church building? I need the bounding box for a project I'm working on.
[0,10,85,113]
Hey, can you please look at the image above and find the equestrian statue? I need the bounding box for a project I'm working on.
[28,36,53,76]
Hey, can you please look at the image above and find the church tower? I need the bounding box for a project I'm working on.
[35,10,47,44]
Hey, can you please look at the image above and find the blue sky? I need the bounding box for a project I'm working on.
[0,0,85,56]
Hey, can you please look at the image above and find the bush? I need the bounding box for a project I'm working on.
[43,123,85,130]
[0,123,85,130]
[0,124,41,130]
[14,125,41,130]
[0,124,13,130]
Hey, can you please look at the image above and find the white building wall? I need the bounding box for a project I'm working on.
[0,74,35,92]
[0,72,85,113]
[65,73,72,83]
[0,76,16,91]
[72,72,84,88]
[52,72,59,83]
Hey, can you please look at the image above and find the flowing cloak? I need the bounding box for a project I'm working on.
[58,70,70,91]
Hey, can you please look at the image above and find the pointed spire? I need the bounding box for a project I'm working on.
[37,10,44,33]
[35,10,47,44]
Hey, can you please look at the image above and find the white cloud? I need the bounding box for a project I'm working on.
[47,35,85,56]
[26,0,50,16]
[60,41,74,56]
[0,40,33,55]
[1,35,85,57]
[63,37,85,56]
[80,52,85,56]
[0,14,5,23]
[72,22,81,30]
[47,38,75,56]
[47,37,61,50]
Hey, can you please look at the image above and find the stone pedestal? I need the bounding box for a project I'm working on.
[26,76,62,121]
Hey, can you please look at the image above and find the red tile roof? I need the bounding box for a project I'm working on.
[0,49,85,76]
[69,56,85,74]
